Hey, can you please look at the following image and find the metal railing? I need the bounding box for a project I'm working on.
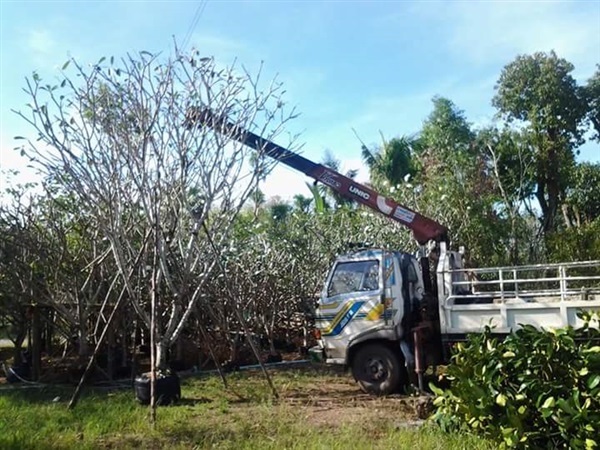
[446,260,600,304]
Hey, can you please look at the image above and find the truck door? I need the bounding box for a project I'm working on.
[392,253,424,338]
[316,256,385,361]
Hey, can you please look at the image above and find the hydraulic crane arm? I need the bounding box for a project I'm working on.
[186,107,448,244]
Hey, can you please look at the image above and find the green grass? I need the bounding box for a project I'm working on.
[0,368,491,449]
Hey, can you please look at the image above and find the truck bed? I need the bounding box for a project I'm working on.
[438,260,600,335]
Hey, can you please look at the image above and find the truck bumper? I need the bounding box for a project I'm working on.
[308,346,325,363]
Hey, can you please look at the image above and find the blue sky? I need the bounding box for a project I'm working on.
[1,0,599,199]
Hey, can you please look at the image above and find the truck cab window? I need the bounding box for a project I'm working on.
[327,260,380,298]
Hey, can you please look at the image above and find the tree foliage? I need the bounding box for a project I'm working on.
[432,313,600,449]
[492,51,588,233]
[563,162,600,227]
[411,97,501,265]
[361,135,418,189]
[584,66,600,141]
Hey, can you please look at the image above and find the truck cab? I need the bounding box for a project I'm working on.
[310,249,426,394]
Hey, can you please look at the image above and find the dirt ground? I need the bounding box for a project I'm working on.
[262,367,430,428]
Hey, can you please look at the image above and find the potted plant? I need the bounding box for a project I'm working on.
[134,368,181,406]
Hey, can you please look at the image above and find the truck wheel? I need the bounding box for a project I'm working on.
[351,344,403,395]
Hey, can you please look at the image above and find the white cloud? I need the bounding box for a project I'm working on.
[0,133,28,172]
[258,156,370,201]
[27,29,56,56]
[0,133,42,203]
[281,67,327,95]
[259,164,312,201]
[412,1,600,78]
[23,28,63,68]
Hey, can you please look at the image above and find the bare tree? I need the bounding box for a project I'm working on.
[14,47,298,382]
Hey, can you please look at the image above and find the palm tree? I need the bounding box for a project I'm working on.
[361,136,419,188]
[293,194,313,213]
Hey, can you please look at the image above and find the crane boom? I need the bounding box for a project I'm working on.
[186,107,448,244]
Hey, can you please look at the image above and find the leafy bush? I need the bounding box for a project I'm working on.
[546,218,600,263]
[431,311,600,449]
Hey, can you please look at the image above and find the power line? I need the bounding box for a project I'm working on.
[180,0,208,52]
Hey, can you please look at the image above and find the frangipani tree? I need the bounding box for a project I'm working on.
[14,47,297,378]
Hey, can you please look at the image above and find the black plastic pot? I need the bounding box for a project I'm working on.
[134,372,181,406]
[6,364,30,383]
[265,353,282,363]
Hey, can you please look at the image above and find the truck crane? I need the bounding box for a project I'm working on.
[189,107,600,395]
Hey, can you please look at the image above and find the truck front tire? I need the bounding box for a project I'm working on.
[351,344,403,395]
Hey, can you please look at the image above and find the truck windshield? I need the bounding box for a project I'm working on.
[327,260,380,297]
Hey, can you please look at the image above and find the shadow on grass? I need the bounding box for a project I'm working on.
[0,385,77,405]
[175,396,212,406]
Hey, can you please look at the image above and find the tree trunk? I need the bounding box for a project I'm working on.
[155,340,169,371]
[44,309,54,355]
[12,319,27,364]
[31,305,42,381]
[77,293,89,357]
[591,117,600,140]
[107,324,115,380]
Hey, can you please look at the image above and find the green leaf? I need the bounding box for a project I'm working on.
[557,398,577,415]
[584,346,600,354]
[541,396,555,409]
[587,374,600,390]
[503,351,516,358]
[429,382,444,396]
[586,439,597,449]
[496,393,507,407]
[61,60,70,70]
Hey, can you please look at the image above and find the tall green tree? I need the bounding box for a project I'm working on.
[419,96,475,158]
[584,66,600,141]
[415,97,501,264]
[492,51,587,233]
[478,127,538,264]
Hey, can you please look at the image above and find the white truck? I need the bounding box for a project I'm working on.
[309,244,600,394]
[193,108,600,395]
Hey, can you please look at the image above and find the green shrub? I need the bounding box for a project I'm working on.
[431,311,600,449]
